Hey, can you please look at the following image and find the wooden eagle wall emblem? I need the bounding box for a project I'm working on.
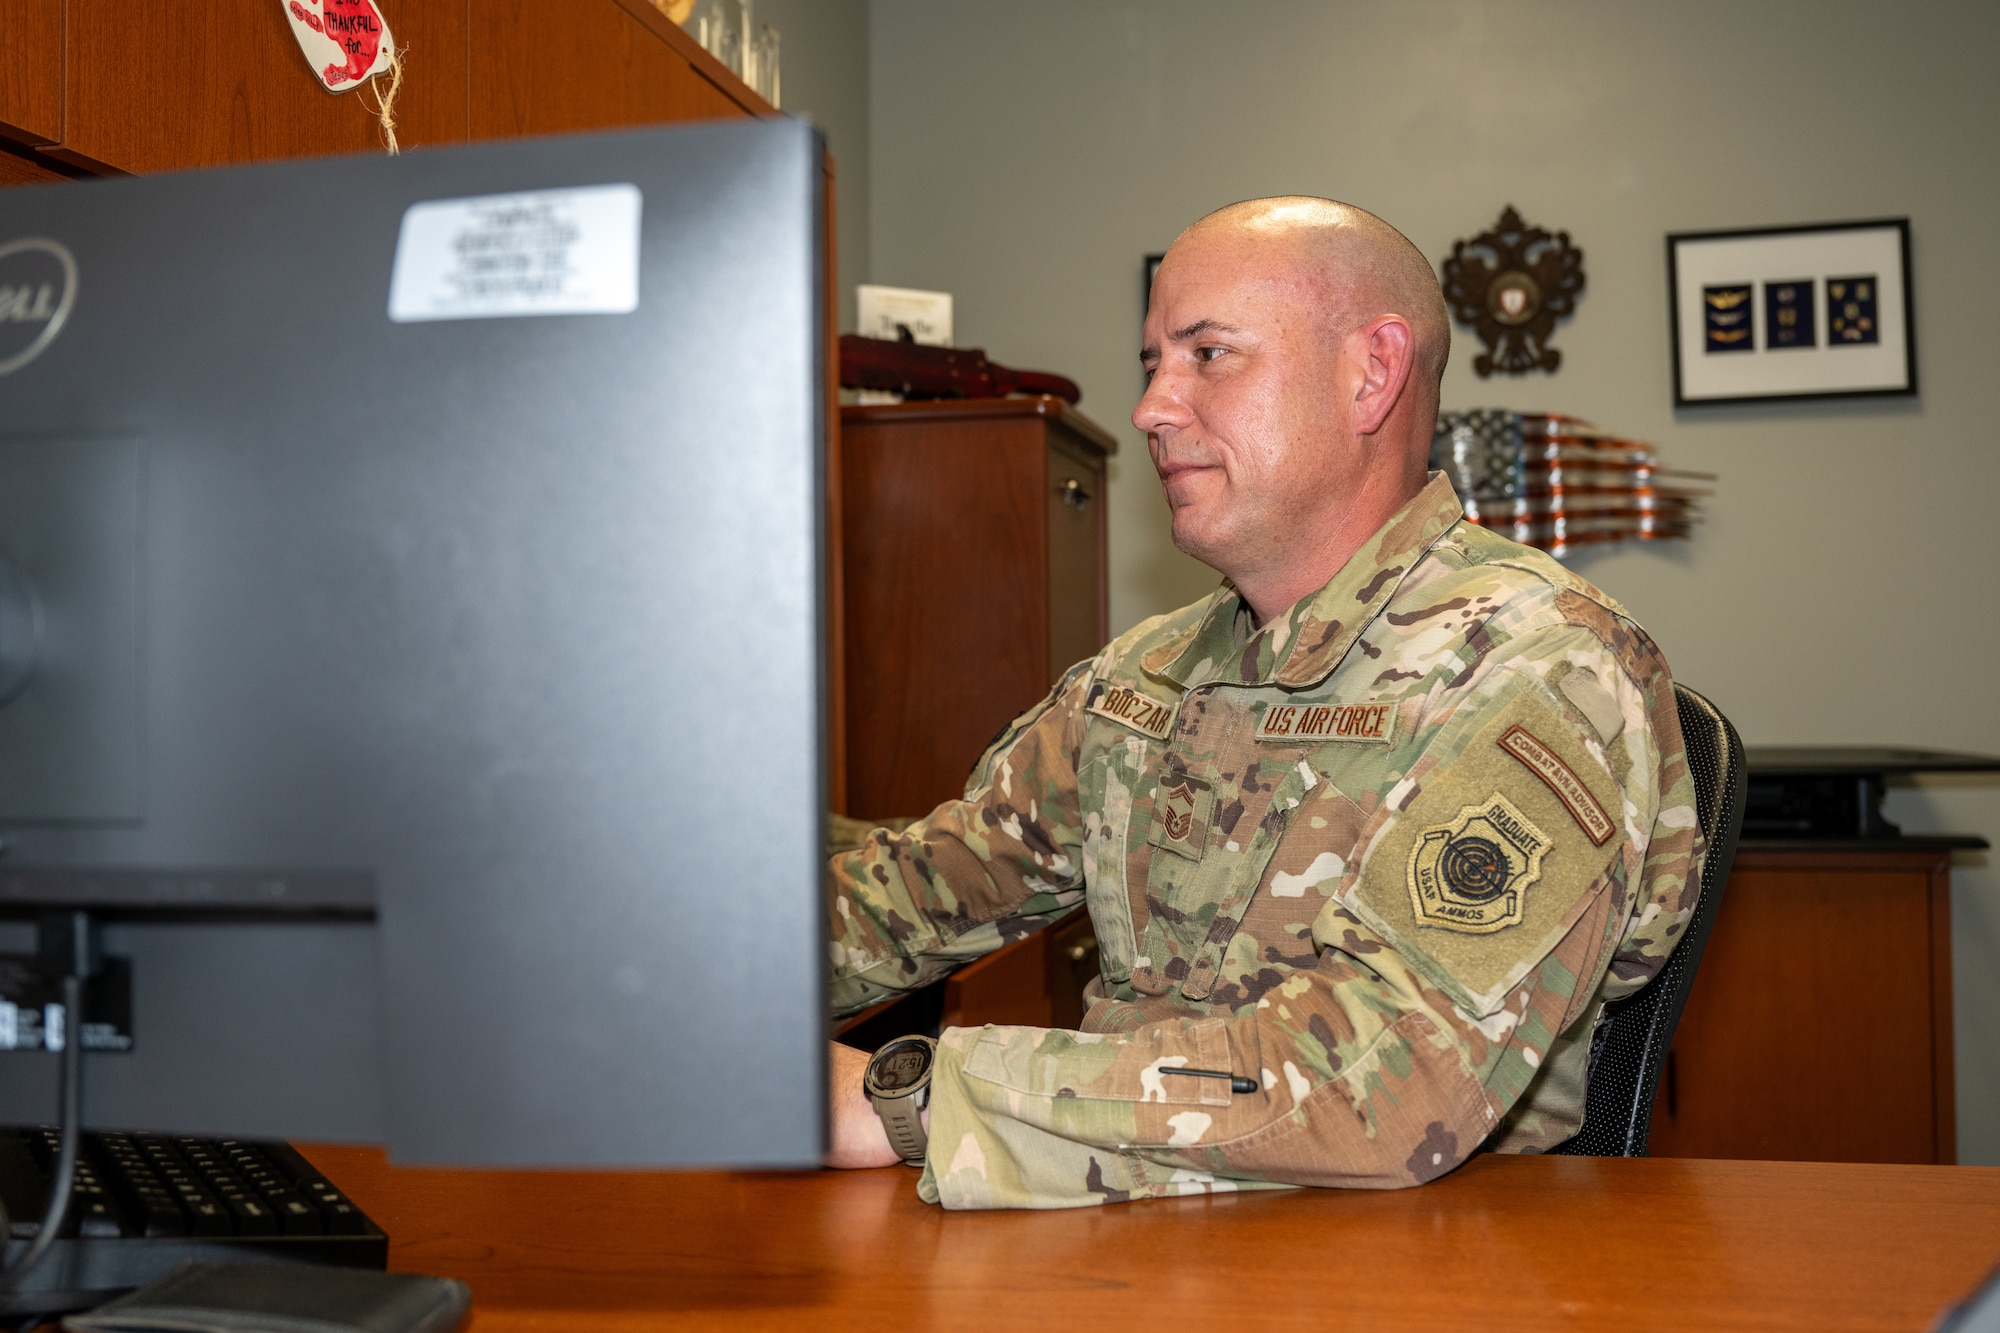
[1442,206,1586,377]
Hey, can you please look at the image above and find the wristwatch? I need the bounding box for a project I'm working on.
[863,1035,936,1165]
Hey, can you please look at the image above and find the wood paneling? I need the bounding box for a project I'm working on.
[841,410,1046,815]
[470,0,766,141]
[840,397,1113,819]
[0,0,63,146]
[833,398,1113,1041]
[296,1144,2000,1331]
[56,0,470,173]
[0,144,72,188]
[33,0,778,173]
[1648,846,1957,1163]
[1929,853,1958,1159]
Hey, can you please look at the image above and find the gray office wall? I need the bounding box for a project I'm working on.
[865,0,2000,1162]
[758,0,872,326]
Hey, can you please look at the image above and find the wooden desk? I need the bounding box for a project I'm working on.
[299,1147,2000,1330]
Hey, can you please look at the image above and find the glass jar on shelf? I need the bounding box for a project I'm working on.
[687,0,745,78]
[747,22,780,106]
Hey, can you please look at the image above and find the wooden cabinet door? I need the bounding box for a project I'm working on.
[1647,848,1956,1164]
[0,0,64,147]
[0,149,69,188]
[18,0,768,176]
[840,398,1114,820]
[834,399,1115,1041]
[469,0,768,141]
[840,408,1048,817]
[55,0,471,173]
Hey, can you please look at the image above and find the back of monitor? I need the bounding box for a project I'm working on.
[0,119,827,1167]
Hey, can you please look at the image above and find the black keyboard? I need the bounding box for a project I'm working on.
[0,1127,387,1318]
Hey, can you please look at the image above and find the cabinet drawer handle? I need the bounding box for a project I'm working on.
[1067,936,1098,963]
[1060,478,1091,510]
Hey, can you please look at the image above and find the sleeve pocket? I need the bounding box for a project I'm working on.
[961,1020,1235,1108]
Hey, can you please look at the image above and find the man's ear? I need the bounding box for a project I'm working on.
[1351,315,1416,438]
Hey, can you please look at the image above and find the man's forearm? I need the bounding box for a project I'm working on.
[908,871,1623,1210]
[826,667,1095,1015]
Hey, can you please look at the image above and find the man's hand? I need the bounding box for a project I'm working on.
[825,1040,924,1169]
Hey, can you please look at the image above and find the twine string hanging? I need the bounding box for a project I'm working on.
[364,44,404,154]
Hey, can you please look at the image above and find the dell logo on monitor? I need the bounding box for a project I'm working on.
[0,237,77,376]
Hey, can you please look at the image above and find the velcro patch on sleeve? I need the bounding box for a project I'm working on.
[1498,724,1616,846]
[1330,687,1629,1017]
[1086,683,1175,741]
[1257,700,1397,744]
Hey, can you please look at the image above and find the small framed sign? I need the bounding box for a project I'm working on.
[1667,219,1915,405]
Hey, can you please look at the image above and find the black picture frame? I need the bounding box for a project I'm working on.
[1666,218,1915,406]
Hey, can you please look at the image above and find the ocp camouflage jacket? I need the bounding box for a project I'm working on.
[829,473,1702,1209]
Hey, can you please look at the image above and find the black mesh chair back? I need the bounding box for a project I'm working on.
[1550,682,1746,1157]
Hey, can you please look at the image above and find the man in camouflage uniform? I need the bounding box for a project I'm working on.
[824,198,1701,1208]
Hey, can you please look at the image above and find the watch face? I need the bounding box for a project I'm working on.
[869,1038,933,1093]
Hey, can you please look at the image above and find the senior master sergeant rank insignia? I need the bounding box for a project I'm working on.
[1407,793,1551,934]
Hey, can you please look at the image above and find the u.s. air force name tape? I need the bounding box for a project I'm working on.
[1086,684,1174,740]
[1256,700,1396,744]
[1497,724,1615,846]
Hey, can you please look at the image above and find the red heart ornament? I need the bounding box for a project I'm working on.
[281,0,395,93]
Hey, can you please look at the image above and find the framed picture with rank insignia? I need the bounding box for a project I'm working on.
[1667,218,1915,405]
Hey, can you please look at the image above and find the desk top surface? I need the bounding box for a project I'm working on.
[298,1147,2000,1332]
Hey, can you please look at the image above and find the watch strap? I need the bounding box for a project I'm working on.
[872,1088,928,1163]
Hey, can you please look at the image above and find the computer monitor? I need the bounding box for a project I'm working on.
[0,119,828,1168]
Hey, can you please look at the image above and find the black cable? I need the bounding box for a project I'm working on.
[0,972,84,1295]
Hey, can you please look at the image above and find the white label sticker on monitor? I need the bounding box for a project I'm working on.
[387,183,641,322]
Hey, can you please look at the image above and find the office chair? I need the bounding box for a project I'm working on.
[1549,682,1747,1157]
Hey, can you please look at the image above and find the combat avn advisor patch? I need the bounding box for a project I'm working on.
[1256,700,1396,744]
[1407,793,1551,934]
[1087,683,1175,741]
[1497,724,1615,845]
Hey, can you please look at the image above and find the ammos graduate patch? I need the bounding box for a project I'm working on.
[1407,793,1550,934]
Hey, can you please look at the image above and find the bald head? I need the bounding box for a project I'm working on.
[1179,197,1450,387]
[1135,196,1450,622]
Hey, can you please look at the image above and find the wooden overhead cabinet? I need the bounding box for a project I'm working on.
[0,0,773,174]
[0,0,63,149]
